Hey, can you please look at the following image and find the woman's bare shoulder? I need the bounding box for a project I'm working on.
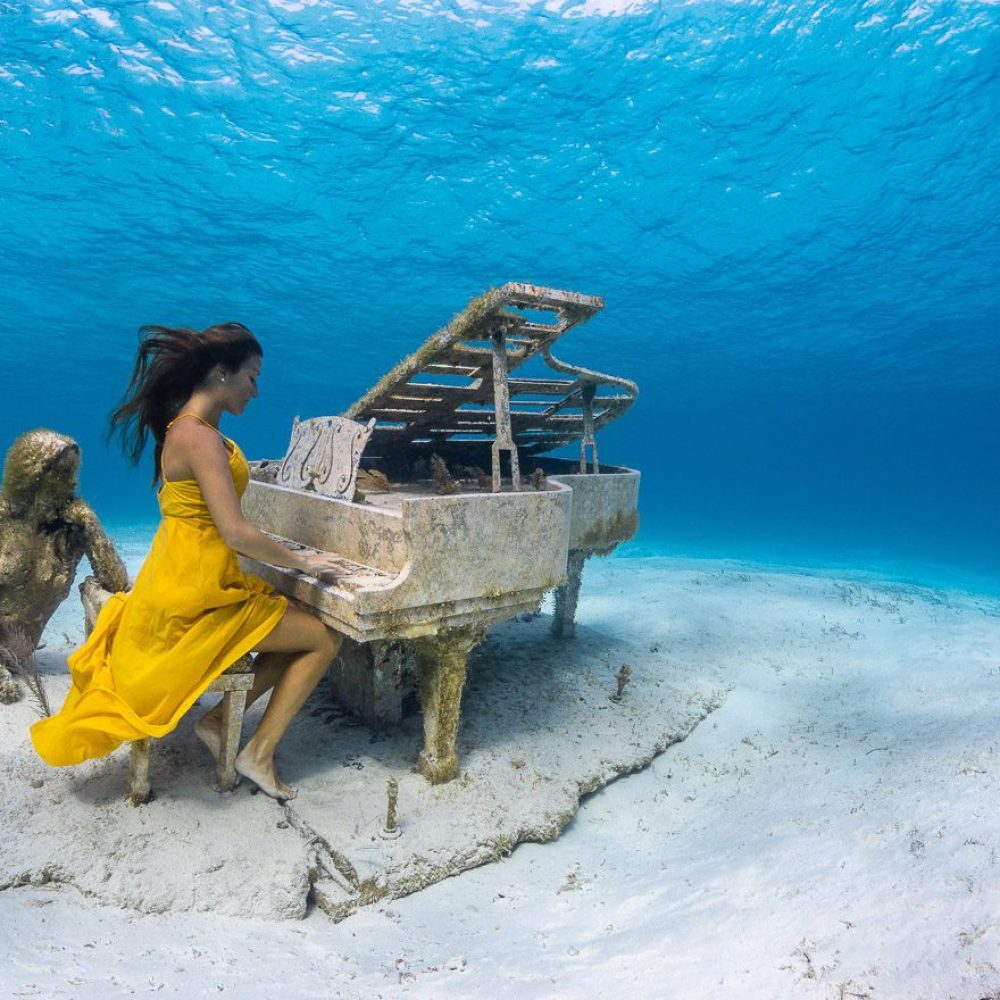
[162,417,229,481]
[166,415,224,448]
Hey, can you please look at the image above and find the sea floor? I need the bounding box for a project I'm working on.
[2,547,1000,1000]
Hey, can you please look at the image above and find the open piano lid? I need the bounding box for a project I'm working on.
[344,282,638,464]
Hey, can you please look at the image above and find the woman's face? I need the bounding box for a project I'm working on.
[222,355,261,415]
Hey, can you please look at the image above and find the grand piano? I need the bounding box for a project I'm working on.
[241,283,639,783]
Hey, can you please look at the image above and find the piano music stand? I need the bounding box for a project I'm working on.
[277,415,376,502]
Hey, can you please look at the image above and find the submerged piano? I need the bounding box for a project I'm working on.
[242,283,639,782]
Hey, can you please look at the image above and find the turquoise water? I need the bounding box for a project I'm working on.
[2,2,998,593]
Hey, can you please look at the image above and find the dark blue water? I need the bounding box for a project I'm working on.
[2,1,997,592]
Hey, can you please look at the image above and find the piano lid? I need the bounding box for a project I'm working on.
[343,282,638,463]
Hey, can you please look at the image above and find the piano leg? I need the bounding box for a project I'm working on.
[551,549,587,639]
[412,625,484,784]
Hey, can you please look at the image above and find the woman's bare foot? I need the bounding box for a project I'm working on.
[194,709,224,764]
[234,747,296,801]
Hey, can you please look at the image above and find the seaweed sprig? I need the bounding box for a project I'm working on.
[0,625,51,717]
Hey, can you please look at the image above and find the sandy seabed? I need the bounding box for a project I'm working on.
[2,549,1000,1000]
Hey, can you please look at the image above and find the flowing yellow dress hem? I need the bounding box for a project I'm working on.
[30,594,287,767]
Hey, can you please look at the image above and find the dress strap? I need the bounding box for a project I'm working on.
[167,411,218,431]
[165,411,235,460]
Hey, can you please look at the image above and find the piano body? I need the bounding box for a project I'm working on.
[241,283,639,783]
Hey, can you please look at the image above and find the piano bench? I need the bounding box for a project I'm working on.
[127,654,256,806]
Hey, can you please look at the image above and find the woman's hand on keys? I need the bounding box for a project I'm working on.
[298,550,353,579]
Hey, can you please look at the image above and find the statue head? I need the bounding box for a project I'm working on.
[1,429,81,518]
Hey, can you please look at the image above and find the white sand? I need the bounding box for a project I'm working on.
[2,553,1000,999]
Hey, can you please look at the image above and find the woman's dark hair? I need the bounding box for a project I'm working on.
[109,322,263,484]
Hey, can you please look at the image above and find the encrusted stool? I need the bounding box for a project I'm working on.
[128,653,256,806]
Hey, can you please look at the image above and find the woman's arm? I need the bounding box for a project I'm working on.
[176,422,344,576]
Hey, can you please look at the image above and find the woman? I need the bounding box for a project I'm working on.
[31,322,343,801]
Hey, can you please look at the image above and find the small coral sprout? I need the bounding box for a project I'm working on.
[357,468,391,493]
[457,464,491,490]
[430,454,460,495]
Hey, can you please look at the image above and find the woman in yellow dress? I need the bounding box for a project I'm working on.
[31,322,343,801]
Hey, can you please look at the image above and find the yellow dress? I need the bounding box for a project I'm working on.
[31,420,287,767]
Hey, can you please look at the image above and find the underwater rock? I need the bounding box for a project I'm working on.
[0,429,128,701]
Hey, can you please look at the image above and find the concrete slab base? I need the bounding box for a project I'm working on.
[0,610,726,922]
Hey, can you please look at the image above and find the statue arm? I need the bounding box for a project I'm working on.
[66,499,130,593]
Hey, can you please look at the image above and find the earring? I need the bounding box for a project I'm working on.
[219,373,227,384]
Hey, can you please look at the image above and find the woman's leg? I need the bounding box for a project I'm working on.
[243,651,295,706]
[194,652,292,761]
[234,605,342,800]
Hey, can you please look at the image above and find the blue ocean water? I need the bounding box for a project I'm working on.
[1,1,997,592]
